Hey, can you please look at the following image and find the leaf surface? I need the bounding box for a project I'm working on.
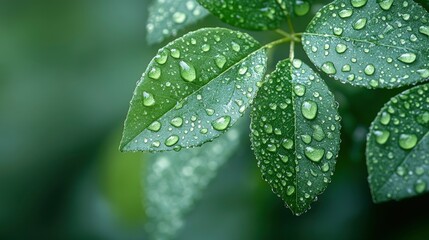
[121,28,267,152]
[303,0,429,88]
[250,59,341,215]
[367,83,429,202]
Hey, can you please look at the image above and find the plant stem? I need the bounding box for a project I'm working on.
[287,16,295,34]
[263,37,291,49]
[275,29,291,38]
[289,40,295,60]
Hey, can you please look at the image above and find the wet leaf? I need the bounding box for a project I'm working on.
[144,120,245,240]
[120,28,267,152]
[367,83,429,203]
[303,0,429,89]
[250,59,341,215]
[196,0,289,30]
[147,0,209,44]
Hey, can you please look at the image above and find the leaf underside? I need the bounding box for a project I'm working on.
[121,28,267,152]
[303,0,429,89]
[367,83,429,203]
[143,120,245,240]
[196,0,290,30]
[147,0,209,44]
[250,59,341,215]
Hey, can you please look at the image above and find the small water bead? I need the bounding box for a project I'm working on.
[281,155,289,163]
[419,26,429,37]
[415,167,425,176]
[170,117,183,127]
[267,144,277,152]
[380,112,391,125]
[415,180,426,194]
[212,116,231,131]
[364,64,375,75]
[321,163,330,172]
[301,101,318,120]
[172,12,186,23]
[398,133,418,150]
[351,0,367,8]
[335,44,347,53]
[333,27,343,36]
[294,0,311,16]
[301,135,312,144]
[417,111,429,125]
[152,141,160,148]
[170,48,181,58]
[397,53,417,63]
[312,125,325,141]
[326,151,333,160]
[292,59,303,68]
[148,67,161,79]
[155,50,168,64]
[214,54,227,69]
[201,44,210,52]
[378,0,393,10]
[264,124,273,134]
[282,138,294,150]
[148,121,161,132]
[294,85,306,96]
[142,91,156,106]
[417,69,429,78]
[286,186,295,196]
[342,64,351,72]
[304,146,325,162]
[353,18,367,30]
[165,135,179,146]
[339,9,353,18]
[200,128,208,134]
[239,66,248,75]
[179,60,197,82]
[396,166,405,176]
[231,42,240,52]
[374,130,390,144]
[205,108,214,116]
[321,62,336,75]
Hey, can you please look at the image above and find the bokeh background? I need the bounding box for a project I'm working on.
[2,0,429,239]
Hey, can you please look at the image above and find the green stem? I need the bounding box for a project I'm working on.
[290,40,295,60]
[275,29,291,38]
[263,37,291,49]
[287,16,295,34]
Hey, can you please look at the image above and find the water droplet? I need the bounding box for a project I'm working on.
[215,54,227,68]
[148,67,161,79]
[339,9,353,18]
[142,91,156,106]
[294,0,310,16]
[155,50,168,64]
[321,62,336,74]
[201,44,210,52]
[398,133,418,150]
[200,128,208,134]
[398,53,417,63]
[294,85,306,96]
[353,18,367,30]
[351,0,367,8]
[170,48,181,58]
[374,130,390,144]
[342,64,351,72]
[304,146,325,162]
[267,144,277,152]
[419,26,429,37]
[333,27,343,36]
[380,112,391,125]
[170,117,183,127]
[301,100,318,120]
[364,64,375,75]
[282,138,294,150]
[231,42,240,52]
[179,60,197,82]
[415,180,426,194]
[301,135,312,144]
[378,0,393,10]
[281,155,289,163]
[286,185,295,196]
[165,135,179,146]
[152,141,160,148]
[415,167,425,176]
[312,125,325,141]
[212,116,231,131]
[148,121,161,132]
[321,163,330,172]
[417,111,429,125]
[264,124,273,134]
[205,108,215,116]
[335,43,347,53]
[172,12,186,23]
[396,166,405,176]
[292,59,303,68]
[417,69,429,78]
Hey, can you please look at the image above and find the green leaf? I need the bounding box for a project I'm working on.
[147,0,209,44]
[367,83,429,203]
[250,59,341,215]
[196,0,289,30]
[143,119,246,240]
[302,0,429,89]
[120,28,267,152]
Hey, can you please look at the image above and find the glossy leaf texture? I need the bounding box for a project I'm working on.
[147,0,209,44]
[120,28,267,152]
[303,0,429,89]
[367,83,429,203]
[196,0,289,30]
[250,59,341,215]
[143,120,245,240]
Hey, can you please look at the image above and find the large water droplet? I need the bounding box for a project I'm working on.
[416,111,429,125]
[353,18,367,30]
[398,133,418,150]
[170,48,181,58]
[417,69,429,78]
[179,61,197,82]
[294,0,310,16]
[415,179,426,194]
[333,27,343,36]
[335,43,347,53]
[304,146,325,162]
[380,112,391,125]
[301,100,318,120]
[321,62,336,74]
[398,53,417,64]
[419,26,429,37]
[142,91,156,106]
[312,125,325,141]
[378,0,393,10]
[212,116,231,131]
[364,64,375,75]
[351,0,367,8]
[170,117,183,127]
[172,12,187,23]
[282,138,294,150]
[294,85,306,96]
[339,9,353,18]
[374,130,390,144]
[321,163,330,172]
[286,185,295,196]
[165,135,179,146]
[148,67,161,79]
[215,54,227,68]
[155,50,168,64]
[148,121,161,132]
[231,42,240,52]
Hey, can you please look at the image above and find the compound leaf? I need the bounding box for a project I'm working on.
[250,59,341,215]
[121,28,267,152]
[303,0,429,89]
[196,0,290,30]
[367,83,429,203]
[144,120,245,240]
[147,0,209,44]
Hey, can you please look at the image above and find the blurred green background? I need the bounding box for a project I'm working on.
[1,0,429,239]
